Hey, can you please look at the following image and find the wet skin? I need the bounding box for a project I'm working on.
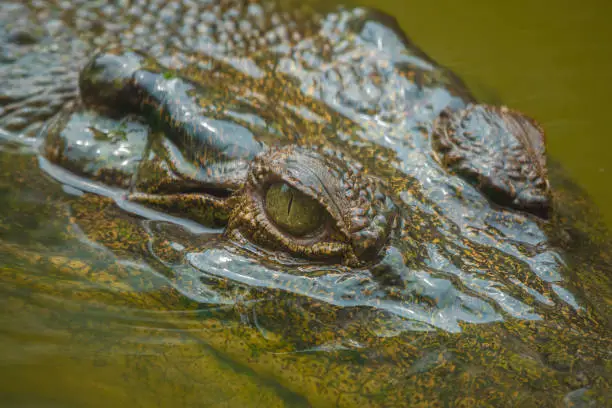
[26,4,549,267]
[0,1,610,406]
[44,49,398,265]
[1,0,593,326]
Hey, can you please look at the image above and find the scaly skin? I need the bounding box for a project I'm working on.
[7,0,548,265]
[0,1,610,407]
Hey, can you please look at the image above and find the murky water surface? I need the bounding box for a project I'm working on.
[0,0,610,407]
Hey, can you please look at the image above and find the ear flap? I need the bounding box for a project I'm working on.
[433,104,551,218]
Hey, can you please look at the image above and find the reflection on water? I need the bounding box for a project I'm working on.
[1,139,611,406]
[0,152,305,407]
[187,246,503,332]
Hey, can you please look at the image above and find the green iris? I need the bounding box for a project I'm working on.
[265,183,325,236]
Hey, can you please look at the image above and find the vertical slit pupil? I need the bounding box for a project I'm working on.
[287,190,294,215]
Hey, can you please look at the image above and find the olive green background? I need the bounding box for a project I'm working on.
[359,0,612,229]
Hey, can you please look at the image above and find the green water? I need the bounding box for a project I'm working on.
[363,0,612,228]
[0,1,611,407]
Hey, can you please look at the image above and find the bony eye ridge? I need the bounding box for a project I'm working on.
[225,147,395,266]
[264,182,325,237]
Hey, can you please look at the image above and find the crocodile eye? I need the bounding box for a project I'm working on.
[227,147,395,266]
[265,183,325,236]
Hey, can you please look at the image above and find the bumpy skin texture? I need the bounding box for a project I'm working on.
[227,146,396,265]
[0,1,611,407]
[3,0,548,266]
[41,49,398,264]
[433,105,551,218]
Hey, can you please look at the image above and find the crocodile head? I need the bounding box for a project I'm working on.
[3,0,563,332]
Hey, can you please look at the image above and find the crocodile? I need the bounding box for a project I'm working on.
[3,0,551,267]
[0,0,610,406]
